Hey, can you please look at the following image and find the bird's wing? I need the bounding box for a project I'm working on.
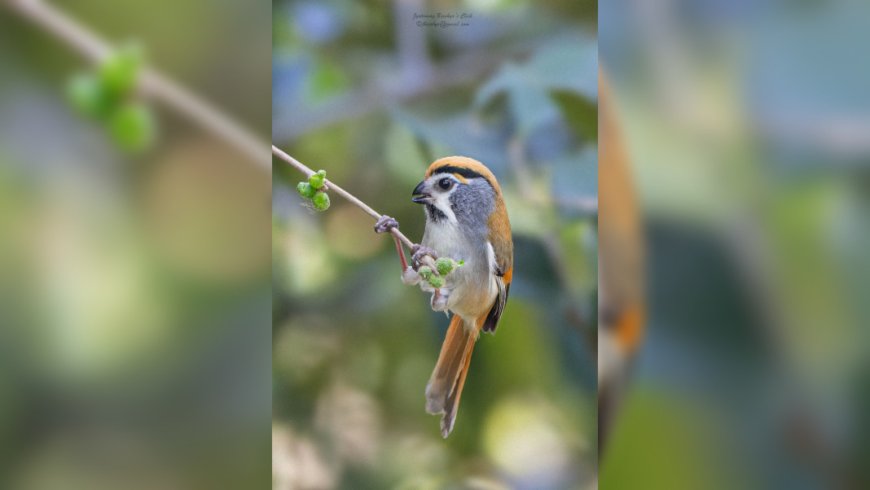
[481,241,512,333]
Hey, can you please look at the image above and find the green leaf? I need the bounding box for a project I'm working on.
[435,257,455,276]
[417,266,432,281]
[99,43,144,98]
[308,170,326,190]
[109,102,155,152]
[297,182,316,199]
[552,90,598,141]
[312,191,330,211]
[67,73,111,119]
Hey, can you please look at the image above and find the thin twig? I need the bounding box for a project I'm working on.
[271,145,416,251]
[6,0,269,168]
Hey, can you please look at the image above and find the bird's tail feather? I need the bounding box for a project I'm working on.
[425,314,478,438]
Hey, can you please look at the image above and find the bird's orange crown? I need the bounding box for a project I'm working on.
[425,156,503,195]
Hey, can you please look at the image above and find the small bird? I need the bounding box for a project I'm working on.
[409,156,513,438]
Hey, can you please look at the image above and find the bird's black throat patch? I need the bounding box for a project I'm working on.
[426,204,448,223]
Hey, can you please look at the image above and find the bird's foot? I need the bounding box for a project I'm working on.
[374,215,399,234]
[431,288,450,312]
[401,266,420,285]
[411,245,438,269]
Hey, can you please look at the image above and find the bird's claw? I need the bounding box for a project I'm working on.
[374,215,399,234]
[431,288,450,311]
[401,266,420,285]
[411,245,438,269]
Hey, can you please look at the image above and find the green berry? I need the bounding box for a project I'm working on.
[99,43,143,98]
[109,102,155,151]
[297,182,316,199]
[428,276,444,288]
[67,73,111,118]
[435,257,455,276]
[312,191,330,211]
[308,170,326,190]
[417,266,433,280]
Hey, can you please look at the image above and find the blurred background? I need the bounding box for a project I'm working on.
[600,1,870,489]
[0,1,271,488]
[4,0,867,489]
[273,0,598,488]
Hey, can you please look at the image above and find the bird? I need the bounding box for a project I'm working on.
[597,69,645,456]
[408,156,513,438]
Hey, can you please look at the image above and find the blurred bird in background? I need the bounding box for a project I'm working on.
[598,70,645,456]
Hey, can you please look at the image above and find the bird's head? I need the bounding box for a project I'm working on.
[412,156,502,228]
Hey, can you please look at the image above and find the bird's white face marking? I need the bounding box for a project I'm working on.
[423,174,460,225]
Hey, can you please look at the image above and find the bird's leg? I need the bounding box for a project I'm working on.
[431,287,450,312]
[374,215,409,272]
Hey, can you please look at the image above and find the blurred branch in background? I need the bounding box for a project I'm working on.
[5,0,269,167]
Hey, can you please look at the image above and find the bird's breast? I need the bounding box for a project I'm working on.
[422,220,497,319]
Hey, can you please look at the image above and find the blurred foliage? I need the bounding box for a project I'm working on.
[601,0,870,488]
[273,0,597,488]
[0,1,271,488]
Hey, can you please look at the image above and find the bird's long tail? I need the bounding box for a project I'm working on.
[425,314,478,438]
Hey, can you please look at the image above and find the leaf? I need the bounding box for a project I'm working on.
[99,42,144,98]
[553,90,598,141]
[109,102,155,152]
[474,33,598,136]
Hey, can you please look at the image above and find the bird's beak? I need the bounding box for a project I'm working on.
[411,180,430,204]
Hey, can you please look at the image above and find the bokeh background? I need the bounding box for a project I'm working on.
[601,1,870,489]
[272,0,598,488]
[0,1,271,488]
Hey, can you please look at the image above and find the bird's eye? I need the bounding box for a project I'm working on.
[438,178,453,191]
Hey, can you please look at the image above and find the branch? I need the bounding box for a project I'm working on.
[271,145,416,251]
[6,0,269,168]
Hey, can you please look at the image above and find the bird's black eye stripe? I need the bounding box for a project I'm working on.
[433,166,484,180]
[438,178,453,190]
[432,166,495,190]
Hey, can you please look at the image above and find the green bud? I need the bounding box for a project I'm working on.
[109,102,155,152]
[417,266,433,280]
[435,257,455,276]
[308,169,326,190]
[296,182,316,199]
[67,73,111,118]
[428,275,444,288]
[99,43,143,98]
[312,191,330,211]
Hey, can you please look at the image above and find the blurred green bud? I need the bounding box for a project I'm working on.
[418,266,433,280]
[296,182,316,199]
[67,73,111,118]
[312,191,330,211]
[435,257,456,276]
[308,170,326,190]
[428,275,444,288]
[99,43,143,98]
[109,102,155,152]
